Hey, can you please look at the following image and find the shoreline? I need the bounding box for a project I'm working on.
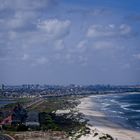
[77,95,140,140]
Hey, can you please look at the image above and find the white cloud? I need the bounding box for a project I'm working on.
[54,39,64,50]
[22,54,29,61]
[0,0,56,31]
[87,25,114,37]
[67,8,111,17]
[8,31,17,40]
[0,0,53,10]
[18,19,71,50]
[7,18,25,29]
[93,41,113,50]
[77,40,87,52]
[77,40,86,48]
[35,57,49,65]
[65,54,73,63]
[133,53,140,60]
[87,24,132,38]
[122,63,130,69]
[119,24,131,35]
[78,55,88,66]
[65,54,71,60]
[37,19,71,39]
[109,24,115,29]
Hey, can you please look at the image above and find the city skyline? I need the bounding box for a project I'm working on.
[0,0,140,85]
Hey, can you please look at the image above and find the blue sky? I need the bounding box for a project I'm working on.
[0,0,140,85]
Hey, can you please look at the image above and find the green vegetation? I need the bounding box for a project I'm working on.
[1,96,90,140]
[99,134,114,140]
[33,97,90,139]
[39,111,90,138]
[28,96,90,139]
[31,96,80,112]
[2,124,28,132]
[17,98,31,104]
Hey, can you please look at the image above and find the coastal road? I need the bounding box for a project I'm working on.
[24,98,44,109]
[0,134,14,140]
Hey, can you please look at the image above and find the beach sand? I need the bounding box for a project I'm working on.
[77,96,140,140]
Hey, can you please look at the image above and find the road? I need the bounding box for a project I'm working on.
[24,98,44,109]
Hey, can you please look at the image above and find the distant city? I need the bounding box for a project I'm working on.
[1,84,140,98]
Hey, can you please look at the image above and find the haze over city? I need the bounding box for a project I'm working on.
[0,0,140,85]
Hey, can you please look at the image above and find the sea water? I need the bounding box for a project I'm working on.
[92,92,140,131]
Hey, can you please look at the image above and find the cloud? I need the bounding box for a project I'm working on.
[0,0,55,10]
[78,55,88,66]
[77,40,87,49]
[93,41,114,50]
[54,39,65,50]
[0,0,66,66]
[35,57,49,65]
[0,11,38,32]
[22,54,49,66]
[0,0,58,31]
[76,40,88,53]
[22,54,29,61]
[119,24,131,35]
[125,14,140,22]
[19,19,71,50]
[8,31,17,40]
[133,53,140,60]
[0,0,59,61]
[6,18,25,30]
[64,53,88,66]
[65,54,74,64]
[37,19,71,39]
[122,63,130,69]
[0,18,71,60]
[0,0,56,29]
[87,24,132,38]
[67,8,111,17]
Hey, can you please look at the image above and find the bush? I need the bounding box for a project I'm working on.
[16,124,28,131]
[2,125,17,131]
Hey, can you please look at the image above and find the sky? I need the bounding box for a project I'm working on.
[0,0,140,85]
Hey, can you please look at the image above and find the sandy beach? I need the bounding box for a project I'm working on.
[77,96,140,140]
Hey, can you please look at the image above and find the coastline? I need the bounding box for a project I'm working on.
[77,95,140,140]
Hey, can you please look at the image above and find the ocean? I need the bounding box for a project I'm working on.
[92,92,140,131]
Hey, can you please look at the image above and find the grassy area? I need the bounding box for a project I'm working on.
[17,98,31,104]
[29,96,90,139]
[31,96,80,112]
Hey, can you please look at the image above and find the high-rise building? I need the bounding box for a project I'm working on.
[0,84,5,96]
